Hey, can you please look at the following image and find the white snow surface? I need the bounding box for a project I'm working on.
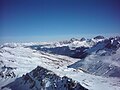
[0,43,120,90]
[40,39,97,49]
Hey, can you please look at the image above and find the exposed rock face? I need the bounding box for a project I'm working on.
[94,35,105,39]
[80,38,86,41]
[2,66,88,90]
[0,66,16,78]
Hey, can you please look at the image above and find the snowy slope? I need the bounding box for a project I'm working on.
[2,66,88,90]
[68,36,120,78]
[0,36,120,90]
[0,44,79,89]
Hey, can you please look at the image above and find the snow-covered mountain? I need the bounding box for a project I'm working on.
[28,36,102,58]
[68,36,120,78]
[2,66,87,90]
[0,36,120,90]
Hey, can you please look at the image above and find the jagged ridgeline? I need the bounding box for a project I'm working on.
[29,36,120,59]
[2,66,88,90]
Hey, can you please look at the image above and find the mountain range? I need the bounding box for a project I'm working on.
[0,36,120,90]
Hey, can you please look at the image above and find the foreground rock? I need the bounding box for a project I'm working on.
[2,66,88,90]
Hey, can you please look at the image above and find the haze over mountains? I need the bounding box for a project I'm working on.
[0,36,120,90]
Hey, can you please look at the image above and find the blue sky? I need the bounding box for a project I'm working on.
[0,0,120,43]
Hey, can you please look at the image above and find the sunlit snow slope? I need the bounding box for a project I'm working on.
[0,36,120,90]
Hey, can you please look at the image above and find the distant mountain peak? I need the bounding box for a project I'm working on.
[70,38,79,42]
[94,35,105,39]
[80,37,86,41]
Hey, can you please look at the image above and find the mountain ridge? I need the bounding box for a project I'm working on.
[0,36,120,90]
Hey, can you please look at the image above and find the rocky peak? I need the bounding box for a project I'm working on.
[94,35,105,39]
[3,66,88,90]
[70,38,79,42]
[80,37,86,41]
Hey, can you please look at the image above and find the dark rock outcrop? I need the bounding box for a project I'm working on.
[2,66,88,90]
[94,35,105,39]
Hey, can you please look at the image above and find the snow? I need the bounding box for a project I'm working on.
[40,38,96,49]
[0,42,120,90]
